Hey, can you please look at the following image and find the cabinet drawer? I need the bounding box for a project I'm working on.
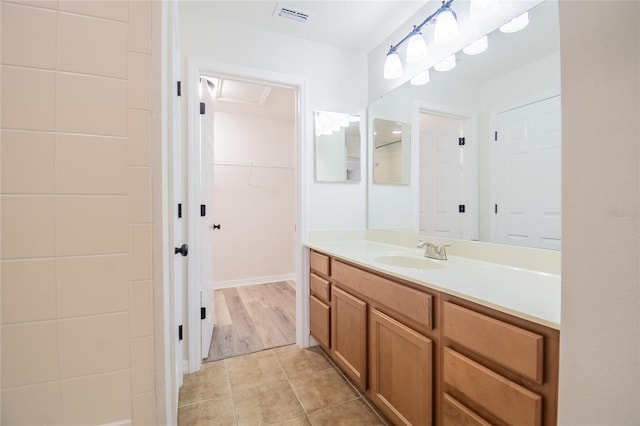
[332,260,432,332]
[443,302,544,383]
[444,348,542,426]
[310,295,330,349]
[310,251,330,277]
[310,273,330,304]
[443,393,491,426]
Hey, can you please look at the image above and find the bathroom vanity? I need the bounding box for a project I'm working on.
[307,240,560,426]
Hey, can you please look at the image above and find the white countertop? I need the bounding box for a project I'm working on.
[306,240,561,330]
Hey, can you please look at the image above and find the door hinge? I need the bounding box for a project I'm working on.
[200,102,205,115]
[495,204,498,214]
[494,131,498,141]
[459,204,466,213]
[177,81,181,97]
[458,137,465,146]
[200,204,206,217]
[178,203,182,219]
[178,324,183,341]
[201,307,206,320]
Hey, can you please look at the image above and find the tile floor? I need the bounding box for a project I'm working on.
[178,344,389,425]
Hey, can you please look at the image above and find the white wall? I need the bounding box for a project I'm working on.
[179,9,369,231]
[558,1,640,423]
[212,111,295,285]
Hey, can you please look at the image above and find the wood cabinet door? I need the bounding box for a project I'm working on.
[310,295,330,349]
[331,285,367,390]
[370,308,433,426]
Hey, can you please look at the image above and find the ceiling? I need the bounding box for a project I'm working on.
[178,0,428,54]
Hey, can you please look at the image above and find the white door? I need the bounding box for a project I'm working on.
[420,115,463,238]
[198,78,216,359]
[495,95,562,249]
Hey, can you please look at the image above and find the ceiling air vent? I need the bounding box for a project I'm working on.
[274,4,311,24]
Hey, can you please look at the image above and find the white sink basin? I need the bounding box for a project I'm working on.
[374,255,445,270]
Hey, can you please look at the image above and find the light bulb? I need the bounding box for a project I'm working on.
[383,49,403,80]
[434,8,459,44]
[499,12,529,33]
[463,35,488,55]
[470,0,500,21]
[410,69,430,86]
[434,55,456,72]
[406,29,428,64]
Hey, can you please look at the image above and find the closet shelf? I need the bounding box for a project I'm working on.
[213,160,294,169]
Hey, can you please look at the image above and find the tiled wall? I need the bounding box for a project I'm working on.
[1,0,155,424]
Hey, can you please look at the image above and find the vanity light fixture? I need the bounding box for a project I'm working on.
[499,12,529,33]
[434,5,459,44]
[463,35,488,55]
[383,48,404,79]
[383,0,456,80]
[410,69,431,86]
[469,0,500,21]
[434,55,456,72]
[406,27,428,64]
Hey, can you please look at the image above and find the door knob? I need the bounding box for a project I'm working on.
[174,244,188,256]
[211,224,221,230]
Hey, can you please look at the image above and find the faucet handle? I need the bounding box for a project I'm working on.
[438,244,451,260]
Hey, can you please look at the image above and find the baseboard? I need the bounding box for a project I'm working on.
[182,360,189,374]
[215,273,296,290]
[100,421,131,426]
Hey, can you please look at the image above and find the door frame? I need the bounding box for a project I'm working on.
[184,57,309,372]
[489,88,561,243]
[413,100,478,240]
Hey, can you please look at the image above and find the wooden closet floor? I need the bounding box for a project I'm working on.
[204,281,296,362]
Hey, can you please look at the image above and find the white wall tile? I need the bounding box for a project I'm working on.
[58,0,128,22]
[128,109,150,166]
[61,370,132,425]
[129,224,151,281]
[55,196,128,256]
[59,313,130,378]
[132,336,153,394]
[129,167,151,223]
[1,130,55,194]
[1,382,63,426]
[1,195,55,259]
[133,392,156,426]
[1,259,56,324]
[1,321,60,387]
[58,12,127,78]
[1,2,57,69]
[57,254,129,318]
[55,134,127,195]
[129,0,151,54]
[129,52,150,110]
[1,66,55,131]
[131,280,152,338]
[56,72,127,136]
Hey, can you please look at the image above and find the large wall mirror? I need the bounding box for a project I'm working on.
[367,1,561,250]
[315,111,361,182]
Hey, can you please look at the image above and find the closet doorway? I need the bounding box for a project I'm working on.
[200,75,297,362]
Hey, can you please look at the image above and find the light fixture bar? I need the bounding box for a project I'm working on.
[386,0,456,58]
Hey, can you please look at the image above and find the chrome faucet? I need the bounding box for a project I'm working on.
[417,241,450,260]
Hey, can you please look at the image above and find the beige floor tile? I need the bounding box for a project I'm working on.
[177,395,235,426]
[179,361,230,407]
[289,367,358,413]
[276,346,332,380]
[272,415,311,425]
[233,380,304,426]
[307,399,385,426]
[226,349,286,392]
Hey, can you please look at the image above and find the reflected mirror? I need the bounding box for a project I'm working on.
[373,119,411,184]
[367,1,561,250]
[315,111,361,182]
